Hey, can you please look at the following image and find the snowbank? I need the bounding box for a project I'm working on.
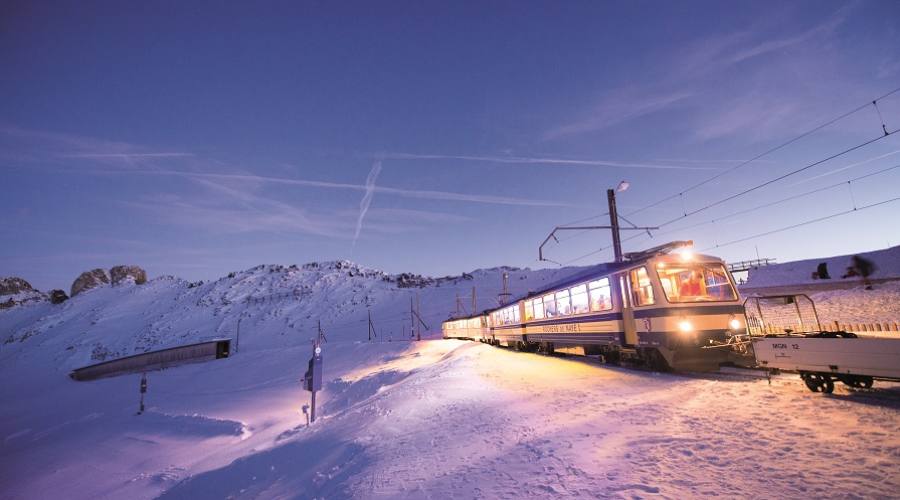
[745,245,900,287]
[2,340,898,499]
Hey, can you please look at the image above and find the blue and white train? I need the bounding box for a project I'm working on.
[442,242,744,371]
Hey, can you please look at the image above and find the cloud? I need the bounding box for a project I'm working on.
[353,160,382,247]
[383,152,718,170]
[543,91,693,140]
[125,179,353,238]
[542,5,852,141]
[728,7,848,64]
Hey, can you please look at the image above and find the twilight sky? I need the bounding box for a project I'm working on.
[2,1,900,290]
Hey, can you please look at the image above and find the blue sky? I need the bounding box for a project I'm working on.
[2,1,900,290]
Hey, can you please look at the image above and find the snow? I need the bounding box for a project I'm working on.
[809,281,900,325]
[745,245,900,288]
[2,339,899,499]
[2,260,899,498]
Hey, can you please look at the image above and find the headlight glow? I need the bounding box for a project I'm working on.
[678,320,693,333]
[729,318,741,330]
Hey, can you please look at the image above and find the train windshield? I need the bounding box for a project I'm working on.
[656,262,737,303]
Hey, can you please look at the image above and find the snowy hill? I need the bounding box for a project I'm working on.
[2,259,900,499]
[745,245,900,288]
[0,261,577,372]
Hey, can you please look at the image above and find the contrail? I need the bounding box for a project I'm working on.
[91,169,571,207]
[353,160,382,248]
[59,153,195,158]
[381,153,719,170]
[788,149,900,186]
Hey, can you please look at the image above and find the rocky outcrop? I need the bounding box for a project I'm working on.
[0,277,46,309]
[0,277,35,296]
[110,265,147,286]
[71,269,110,297]
[49,289,69,304]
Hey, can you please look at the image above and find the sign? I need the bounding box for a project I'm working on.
[304,353,323,392]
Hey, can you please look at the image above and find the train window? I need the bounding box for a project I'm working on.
[656,262,737,302]
[555,290,571,316]
[543,294,557,318]
[524,301,534,321]
[588,278,613,311]
[533,298,545,319]
[513,306,520,322]
[570,284,589,314]
[629,267,655,306]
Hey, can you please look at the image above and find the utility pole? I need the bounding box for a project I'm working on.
[538,182,656,265]
[607,188,623,263]
[499,272,511,305]
[416,292,421,341]
[367,309,377,341]
[236,314,244,354]
[317,320,327,344]
[410,297,415,339]
[471,286,476,315]
[411,304,430,340]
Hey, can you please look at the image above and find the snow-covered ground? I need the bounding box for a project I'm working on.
[2,258,899,499]
[2,339,899,499]
[808,281,900,325]
[745,245,900,288]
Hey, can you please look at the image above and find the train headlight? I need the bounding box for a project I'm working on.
[678,320,694,333]
[729,317,741,330]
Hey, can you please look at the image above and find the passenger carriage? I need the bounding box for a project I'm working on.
[442,241,745,371]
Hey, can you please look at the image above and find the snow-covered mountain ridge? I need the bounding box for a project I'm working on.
[0,261,577,372]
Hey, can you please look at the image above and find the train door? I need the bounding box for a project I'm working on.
[618,274,638,345]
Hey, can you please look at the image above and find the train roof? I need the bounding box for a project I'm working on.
[443,241,726,323]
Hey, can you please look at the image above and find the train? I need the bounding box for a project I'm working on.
[442,241,744,371]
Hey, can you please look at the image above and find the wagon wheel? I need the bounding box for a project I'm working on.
[801,373,834,393]
[841,375,874,389]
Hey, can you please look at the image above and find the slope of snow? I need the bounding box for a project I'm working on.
[2,339,898,499]
[2,260,899,498]
[745,245,900,287]
[809,281,900,325]
[0,262,574,372]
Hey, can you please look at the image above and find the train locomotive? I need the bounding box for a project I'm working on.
[442,241,744,371]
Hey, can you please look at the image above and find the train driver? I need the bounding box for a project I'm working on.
[679,271,703,297]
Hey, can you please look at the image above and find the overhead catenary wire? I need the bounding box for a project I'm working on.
[562,155,900,265]
[623,85,900,219]
[700,195,900,251]
[551,86,900,261]
[653,128,897,228]
[631,163,900,241]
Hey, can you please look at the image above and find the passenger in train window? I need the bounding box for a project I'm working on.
[544,294,557,317]
[589,279,612,311]
[556,290,571,316]
[533,299,545,319]
[570,284,589,314]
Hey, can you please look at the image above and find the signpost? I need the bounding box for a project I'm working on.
[303,323,326,423]
[138,372,147,415]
